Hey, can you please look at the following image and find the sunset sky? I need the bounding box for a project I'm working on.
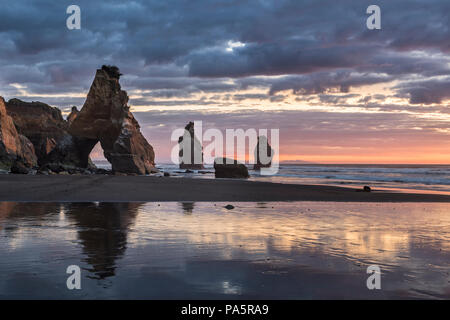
[1,0,450,163]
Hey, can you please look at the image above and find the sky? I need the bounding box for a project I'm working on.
[1,0,450,164]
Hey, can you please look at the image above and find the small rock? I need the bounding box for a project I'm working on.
[164,172,170,177]
[224,204,235,210]
[363,186,372,192]
[93,168,109,175]
[10,162,30,174]
[44,163,64,173]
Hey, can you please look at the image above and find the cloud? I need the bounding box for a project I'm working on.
[1,0,450,163]
[396,78,450,104]
[132,108,450,162]
[1,0,450,99]
[268,70,392,95]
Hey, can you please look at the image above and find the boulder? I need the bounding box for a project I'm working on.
[214,158,249,178]
[0,97,37,170]
[356,186,372,193]
[69,67,155,174]
[178,121,204,170]
[10,161,30,174]
[253,136,273,170]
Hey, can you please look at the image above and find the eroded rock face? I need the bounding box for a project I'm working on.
[5,99,68,163]
[42,134,97,171]
[5,98,92,170]
[0,97,37,171]
[69,68,155,174]
[214,158,250,179]
[178,121,204,170]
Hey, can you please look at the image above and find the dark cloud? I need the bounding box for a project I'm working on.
[1,0,450,105]
[268,70,392,95]
[186,43,375,78]
[396,78,450,104]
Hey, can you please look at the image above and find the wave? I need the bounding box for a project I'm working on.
[139,163,450,193]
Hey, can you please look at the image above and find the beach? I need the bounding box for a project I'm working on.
[1,201,449,299]
[1,174,450,202]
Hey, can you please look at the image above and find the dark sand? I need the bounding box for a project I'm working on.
[0,174,449,202]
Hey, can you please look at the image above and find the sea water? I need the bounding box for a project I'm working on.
[147,163,450,195]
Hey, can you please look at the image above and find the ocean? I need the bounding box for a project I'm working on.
[125,163,450,195]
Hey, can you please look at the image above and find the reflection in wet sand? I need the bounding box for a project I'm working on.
[0,203,140,281]
[0,202,449,299]
[65,203,141,279]
[180,202,195,214]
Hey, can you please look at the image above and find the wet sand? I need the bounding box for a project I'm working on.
[0,174,450,202]
[1,202,449,299]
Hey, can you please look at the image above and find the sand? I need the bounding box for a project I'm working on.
[0,174,449,202]
[2,202,449,299]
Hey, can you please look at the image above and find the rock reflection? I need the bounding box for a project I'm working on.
[65,203,141,279]
[0,203,17,227]
[0,202,142,280]
[180,202,195,214]
[0,202,61,232]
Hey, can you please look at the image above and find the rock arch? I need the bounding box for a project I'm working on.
[1,67,155,175]
[68,67,155,174]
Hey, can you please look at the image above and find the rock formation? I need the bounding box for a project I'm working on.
[5,99,67,162]
[0,97,37,171]
[214,158,249,178]
[1,66,155,175]
[68,67,155,174]
[253,136,273,170]
[5,98,93,171]
[178,121,204,169]
[67,106,79,125]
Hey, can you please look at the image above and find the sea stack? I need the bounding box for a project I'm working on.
[178,121,204,170]
[253,136,273,170]
[67,106,79,125]
[68,65,155,174]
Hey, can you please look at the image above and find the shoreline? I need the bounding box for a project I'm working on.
[1,175,450,202]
